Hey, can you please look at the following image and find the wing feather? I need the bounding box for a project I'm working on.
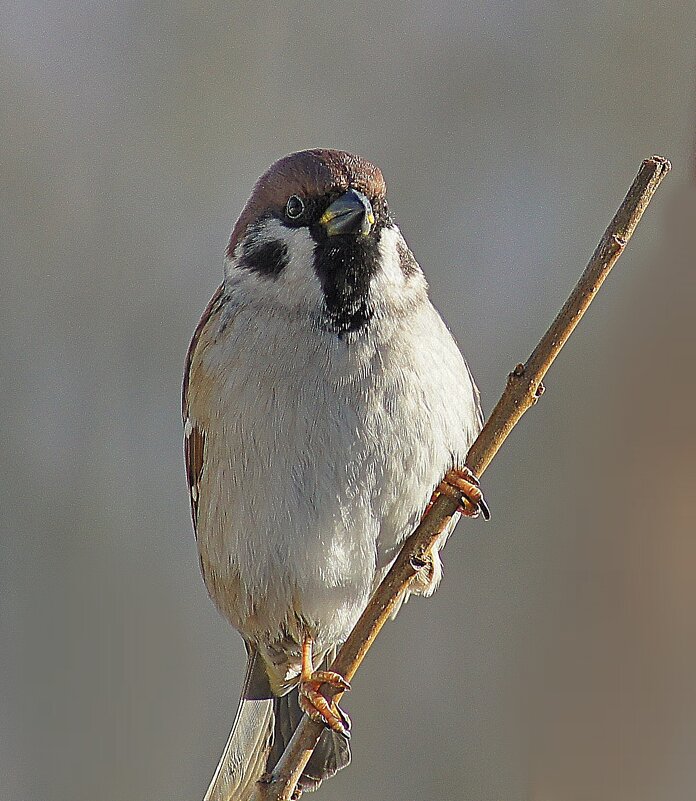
[182,283,226,535]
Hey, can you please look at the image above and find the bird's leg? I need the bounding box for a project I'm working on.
[298,636,351,738]
[424,466,491,521]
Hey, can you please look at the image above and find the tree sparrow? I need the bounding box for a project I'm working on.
[183,149,488,800]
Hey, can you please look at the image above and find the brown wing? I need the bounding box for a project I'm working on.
[182,283,226,535]
[183,419,206,534]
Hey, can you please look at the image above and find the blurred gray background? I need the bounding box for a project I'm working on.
[2,2,695,800]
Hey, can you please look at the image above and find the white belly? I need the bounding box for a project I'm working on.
[191,300,480,660]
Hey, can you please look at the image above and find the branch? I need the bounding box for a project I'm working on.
[257,155,671,801]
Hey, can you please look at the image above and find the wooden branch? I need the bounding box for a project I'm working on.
[257,155,671,801]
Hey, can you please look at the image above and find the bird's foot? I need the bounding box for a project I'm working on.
[298,670,351,739]
[426,466,490,520]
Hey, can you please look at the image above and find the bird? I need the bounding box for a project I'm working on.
[183,149,489,800]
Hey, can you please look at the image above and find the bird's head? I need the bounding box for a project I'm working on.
[224,149,427,336]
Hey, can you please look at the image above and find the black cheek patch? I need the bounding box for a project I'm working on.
[396,238,420,277]
[241,238,289,279]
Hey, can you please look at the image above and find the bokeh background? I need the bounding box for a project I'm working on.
[2,3,695,800]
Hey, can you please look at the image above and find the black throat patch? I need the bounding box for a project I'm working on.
[312,234,382,336]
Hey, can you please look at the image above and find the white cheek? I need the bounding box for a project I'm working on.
[277,224,325,307]
[374,226,407,290]
[224,219,324,313]
[370,226,426,309]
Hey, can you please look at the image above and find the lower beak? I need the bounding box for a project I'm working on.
[319,188,375,237]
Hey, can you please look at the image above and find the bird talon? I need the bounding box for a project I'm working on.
[336,703,352,733]
[299,677,351,738]
[299,638,351,737]
[434,467,491,521]
[314,670,351,692]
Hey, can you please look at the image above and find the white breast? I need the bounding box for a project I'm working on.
[190,304,479,658]
[187,227,481,665]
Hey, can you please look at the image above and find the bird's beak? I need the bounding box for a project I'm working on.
[319,188,375,237]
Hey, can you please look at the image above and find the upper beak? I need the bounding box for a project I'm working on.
[319,188,375,237]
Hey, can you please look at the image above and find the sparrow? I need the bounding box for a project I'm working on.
[183,149,488,800]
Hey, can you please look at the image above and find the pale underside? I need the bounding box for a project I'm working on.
[184,225,481,692]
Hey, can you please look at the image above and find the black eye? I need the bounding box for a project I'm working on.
[285,195,305,220]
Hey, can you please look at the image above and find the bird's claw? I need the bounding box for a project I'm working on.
[431,466,490,520]
[298,670,351,739]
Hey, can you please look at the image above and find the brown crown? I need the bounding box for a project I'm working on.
[227,149,386,257]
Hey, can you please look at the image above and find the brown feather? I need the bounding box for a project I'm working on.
[184,422,205,532]
[182,283,227,533]
[182,282,225,417]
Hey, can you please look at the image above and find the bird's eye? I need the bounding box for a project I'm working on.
[285,195,305,220]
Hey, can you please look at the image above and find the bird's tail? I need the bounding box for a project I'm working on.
[203,649,350,801]
[203,650,274,801]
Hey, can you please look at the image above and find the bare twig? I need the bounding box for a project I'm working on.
[256,155,671,801]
